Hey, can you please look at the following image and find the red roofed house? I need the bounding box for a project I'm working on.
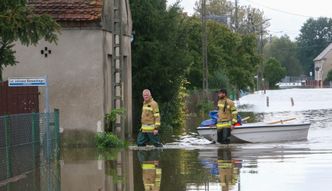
[4,0,133,145]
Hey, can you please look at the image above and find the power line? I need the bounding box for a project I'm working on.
[243,0,319,18]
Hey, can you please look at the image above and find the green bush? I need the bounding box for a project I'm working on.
[104,108,125,132]
[96,132,126,149]
[326,69,332,82]
[197,100,214,118]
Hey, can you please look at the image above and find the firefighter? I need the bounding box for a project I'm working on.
[137,89,163,147]
[216,89,238,144]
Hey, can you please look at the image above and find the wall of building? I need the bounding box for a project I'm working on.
[315,60,324,82]
[322,51,332,80]
[101,0,133,138]
[4,29,104,132]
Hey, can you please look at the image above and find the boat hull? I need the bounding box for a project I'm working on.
[197,123,310,143]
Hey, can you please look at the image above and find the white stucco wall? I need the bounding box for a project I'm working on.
[314,60,324,81]
[4,29,104,132]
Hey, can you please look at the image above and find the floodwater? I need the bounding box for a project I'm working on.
[3,88,332,191]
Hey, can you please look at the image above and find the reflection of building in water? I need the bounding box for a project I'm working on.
[138,151,162,191]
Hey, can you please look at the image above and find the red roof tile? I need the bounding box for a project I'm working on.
[29,0,102,22]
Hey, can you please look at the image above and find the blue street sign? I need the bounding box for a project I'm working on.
[8,78,47,87]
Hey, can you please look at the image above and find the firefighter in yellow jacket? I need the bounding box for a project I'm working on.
[216,89,238,144]
[137,89,163,147]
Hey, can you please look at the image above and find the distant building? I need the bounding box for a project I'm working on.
[313,43,332,87]
[4,0,133,142]
[276,76,305,89]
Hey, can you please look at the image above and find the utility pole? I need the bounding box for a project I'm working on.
[234,0,238,32]
[112,0,124,138]
[201,0,208,95]
[259,19,270,93]
[259,23,264,91]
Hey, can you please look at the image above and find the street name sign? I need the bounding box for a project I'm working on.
[8,77,47,87]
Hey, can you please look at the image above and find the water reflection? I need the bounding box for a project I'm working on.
[198,149,241,191]
[5,145,332,191]
[137,151,161,191]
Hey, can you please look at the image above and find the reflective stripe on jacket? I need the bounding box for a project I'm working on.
[217,97,238,128]
[141,124,155,132]
[141,98,161,130]
[142,162,162,191]
[216,121,232,129]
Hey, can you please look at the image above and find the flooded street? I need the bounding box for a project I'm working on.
[3,89,332,191]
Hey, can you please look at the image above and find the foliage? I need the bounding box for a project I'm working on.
[185,18,259,91]
[226,34,259,90]
[175,79,189,132]
[263,58,287,89]
[0,0,60,80]
[96,132,126,149]
[326,69,332,82]
[264,35,302,76]
[194,0,267,34]
[104,108,125,132]
[130,0,192,133]
[208,69,230,90]
[297,17,332,75]
[196,99,214,118]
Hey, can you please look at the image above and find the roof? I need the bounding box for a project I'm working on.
[29,0,102,22]
[314,43,332,62]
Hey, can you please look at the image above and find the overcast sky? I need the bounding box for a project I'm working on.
[167,0,332,40]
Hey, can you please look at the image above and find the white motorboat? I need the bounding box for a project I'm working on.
[197,122,310,143]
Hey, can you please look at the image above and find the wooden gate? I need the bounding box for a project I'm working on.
[0,81,39,115]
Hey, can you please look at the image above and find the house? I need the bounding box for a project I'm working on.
[3,0,133,144]
[313,43,332,87]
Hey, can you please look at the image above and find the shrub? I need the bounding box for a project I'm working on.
[96,132,126,149]
[104,108,125,132]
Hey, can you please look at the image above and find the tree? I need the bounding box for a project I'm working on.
[263,58,286,89]
[0,0,60,81]
[264,35,302,76]
[326,69,332,82]
[227,34,259,91]
[194,0,267,34]
[297,17,332,75]
[130,0,192,133]
[185,18,259,91]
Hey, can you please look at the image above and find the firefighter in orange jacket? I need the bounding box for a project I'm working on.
[216,89,238,144]
[137,89,162,147]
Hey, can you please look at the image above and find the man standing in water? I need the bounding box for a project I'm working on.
[216,89,238,144]
[137,89,163,147]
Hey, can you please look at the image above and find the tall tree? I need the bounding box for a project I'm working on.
[297,17,332,75]
[0,0,60,81]
[263,58,286,89]
[207,21,258,90]
[130,0,192,133]
[194,0,267,34]
[264,35,302,76]
[185,17,259,91]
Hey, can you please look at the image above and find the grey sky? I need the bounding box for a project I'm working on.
[167,0,332,40]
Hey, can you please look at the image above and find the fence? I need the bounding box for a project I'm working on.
[0,110,60,190]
